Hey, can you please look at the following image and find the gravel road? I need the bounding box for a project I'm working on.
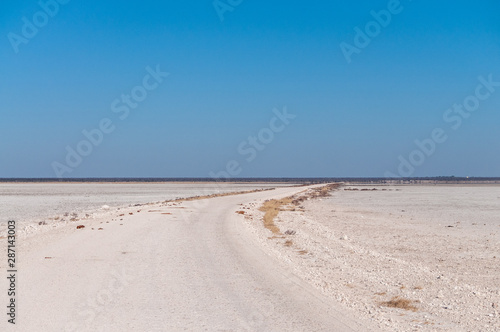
[2,185,376,331]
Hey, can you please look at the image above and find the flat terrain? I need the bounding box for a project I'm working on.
[242,184,500,331]
[1,183,498,331]
[0,182,288,228]
[0,185,373,332]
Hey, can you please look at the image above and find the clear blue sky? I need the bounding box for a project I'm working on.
[1,0,499,178]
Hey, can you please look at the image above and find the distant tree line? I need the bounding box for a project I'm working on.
[0,177,499,184]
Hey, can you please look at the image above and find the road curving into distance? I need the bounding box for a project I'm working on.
[4,185,378,331]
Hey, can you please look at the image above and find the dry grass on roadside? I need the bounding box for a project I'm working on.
[379,297,418,311]
[259,197,294,234]
[290,183,341,206]
[258,183,341,235]
[166,188,275,204]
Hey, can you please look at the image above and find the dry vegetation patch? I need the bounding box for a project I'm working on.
[379,296,418,311]
[258,183,341,235]
[259,197,294,234]
[167,188,275,203]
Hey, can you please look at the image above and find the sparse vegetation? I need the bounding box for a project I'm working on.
[166,188,275,204]
[380,297,418,311]
[259,196,294,234]
[259,183,341,234]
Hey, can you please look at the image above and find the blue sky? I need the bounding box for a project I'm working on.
[1,0,499,178]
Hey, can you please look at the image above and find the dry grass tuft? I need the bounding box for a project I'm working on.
[259,197,294,234]
[258,183,341,234]
[284,240,293,247]
[290,183,341,206]
[166,188,275,204]
[380,297,418,311]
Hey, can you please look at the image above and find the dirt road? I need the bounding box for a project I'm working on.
[3,186,376,331]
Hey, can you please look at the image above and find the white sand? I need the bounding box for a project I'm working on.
[0,182,289,236]
[0,184,374,331]
[240,184,500,331]
[2,183,498,331]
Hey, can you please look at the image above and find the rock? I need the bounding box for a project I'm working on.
[101,205,110,210]
[76,225,85,229]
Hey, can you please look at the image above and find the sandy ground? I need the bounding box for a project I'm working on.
[2,183,498,331]
[239,184,500,331]
[0,182,288,227]
[0,182,290,238]
[0,184,376,331]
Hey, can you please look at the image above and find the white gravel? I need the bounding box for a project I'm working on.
[240,184,500,332]
[0,182,288,234]
[0,184,376,331]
